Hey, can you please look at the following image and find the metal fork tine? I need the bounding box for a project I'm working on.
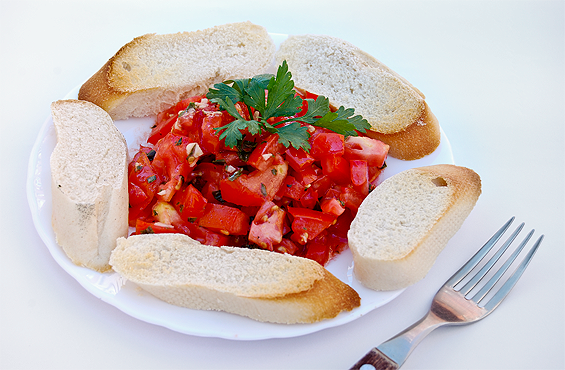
[471,229,534,304]
[457,223,525,296]
[447,216,515,288]
[482,234,544,311]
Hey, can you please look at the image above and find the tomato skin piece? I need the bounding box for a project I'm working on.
[152,133,199,201]
[215,151,247,167]
[247,134,284,171]
[299,187,318,209]
[291,164,319,186]
[274,238,301,255]
[148,96,205,145]
[198,203,250,236]
[284,147,315,172]
[276,175,305,201]
[219,177,264,206]
[128,152,160,210]
[320,197,346,217]
[310,132,345,160]
[171,184,208,219]
[287,207,337,244]
[336,185,365,215]
[304,237,331,266]
[199,112,225,155]
[320,154,350,184]
[344,136,389,169]
[248,201,286,250]
[135,219,178,235]
[350,159,369,196]
[220,154,288,207]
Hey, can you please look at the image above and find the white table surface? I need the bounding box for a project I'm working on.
[1,1,563,369]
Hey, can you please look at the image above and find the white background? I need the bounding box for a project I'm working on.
[1,1,563,369]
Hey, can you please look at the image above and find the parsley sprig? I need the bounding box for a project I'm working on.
[206,61,370,152]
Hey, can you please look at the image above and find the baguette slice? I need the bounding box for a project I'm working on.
[348,164,481,291]
[78,21,275,120]
[109,233,361,324]
[275,34,440,160]
[50,100,129,272]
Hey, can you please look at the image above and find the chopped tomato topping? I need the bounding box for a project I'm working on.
[127,91,389,265]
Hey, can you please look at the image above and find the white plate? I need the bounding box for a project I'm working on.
[26,33,454,340]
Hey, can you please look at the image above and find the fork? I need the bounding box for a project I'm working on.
[349,217,544,370]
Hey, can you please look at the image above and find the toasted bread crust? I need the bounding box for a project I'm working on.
[110,234,360,323]
[138,269,360,324]
[365,101,441,160]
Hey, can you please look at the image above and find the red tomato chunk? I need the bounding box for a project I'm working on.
[127,94,389,265]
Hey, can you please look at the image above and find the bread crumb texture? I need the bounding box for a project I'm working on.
[109,22,275,91]
[350,165,481,260]
[110,233,325,298]
[50,100,127,202]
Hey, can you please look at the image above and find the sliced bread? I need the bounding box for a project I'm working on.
[109,233,361,324]
[348,164,481,291]
[275,34,441,160]
[50,99,129,272]
[78,21,276,120]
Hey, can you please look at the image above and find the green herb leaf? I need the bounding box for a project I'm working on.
[276,122,311,151]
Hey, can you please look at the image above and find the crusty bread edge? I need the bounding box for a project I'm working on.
[136,268,360,324]
[110,234,361,324]
[365,101,441,160]
[350,165,481,291]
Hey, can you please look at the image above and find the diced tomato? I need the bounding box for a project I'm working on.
[310,132,345,159]
[152,133,200,201]
[135,219,178,235]
[248,201,286,250]
[128,152,159,210]
[320,197,345,217]
[247,134,284,171]
[199,111,225,155]
[276,175,305,201]
[171,184,208,219]
[309,174,332,196]
[214,151,247,167]
[291,164,319,185]
[220,154,288,206]
[127,89,389,266]
[304,236,331,265]
[336,185,365,214]
[344,136,389,169]
[299,186,318,209]
[287,207,337,244]
[350,159,369,196]
[285,147,315,172]
[219,176,264,206]
[274,238,301,255]
[320,154,350,184]
[198,203,250,236]
[189,162,225,187]
[148,96,205,145]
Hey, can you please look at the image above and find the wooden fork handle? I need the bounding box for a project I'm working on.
[349,348,399,370]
